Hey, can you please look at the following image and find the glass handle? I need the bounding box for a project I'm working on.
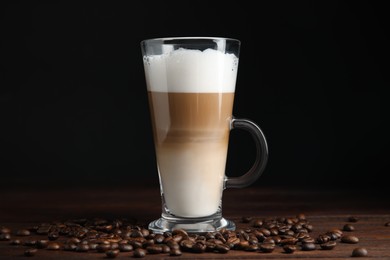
[225,118,269,188]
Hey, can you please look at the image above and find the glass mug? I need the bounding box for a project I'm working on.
[141,37,268,233]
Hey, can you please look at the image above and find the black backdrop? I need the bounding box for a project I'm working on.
[1,1,388,191]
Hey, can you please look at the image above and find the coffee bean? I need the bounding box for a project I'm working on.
[259,242,275,253]
[118,243,133,252]
[46,242,61,250]
[10,239,21,245]
[252,219,263,227]
[242,216,253,223]
[75,244,89,252]
[23,240,37,246]
[215,244,230,253]
[301,243,316,251]
[170,248,182,256]
[343,224,355,232]
[16,229,30,236]
[283,245,296,253]
[341,235,359,244]
[24,248,38,257]
[0,227,11,234]
[97,243,111,252]
[146,245,162,254]
[320,241,337,250]
[133,248,147,258]
[106,249,120,258]
[348,216,359,222]
[301,237,315,244]
[36,240,49,249]
[352,247,368,257]
[63,244,77,251]
[48,232,59,241]
[385,222,390,227]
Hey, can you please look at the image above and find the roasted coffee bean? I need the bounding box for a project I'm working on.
[46,242,61,250]
[283,245,296,253]
[352,247,368,257]
[316,234,330,244]
[259,242,275,253]
[75,244,89,252]
[161,244,170,253]
[301,237,315,244]
[242,216,253,223]
[97,243,111,252]
[170,248,182,256]
[119,243,133,252]
[341,235,359,244]
[23,240,37,246]
[301,243,316,251]
[63,244,77,251]
[133,248,147,258]
[36,240,49,249]
[146,245,163,254]
[106,249,120,258]
[252,219,263,228]
[384,222,390,227]
[280,237,297,245]
[244,244,258,251]
[320,241,337,250]
[24,248,38,257]
[180,239,194,251]
[16,229,30,236]
[343,224,355,231]
[48,232,59,241]
[153,234,165,244]
[215,244,230,253]
[348,216,359,222]
[10,239,21,245]
[192,242,206,253]
[0,226,11,234]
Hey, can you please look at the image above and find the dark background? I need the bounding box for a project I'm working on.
[0,1,388,192]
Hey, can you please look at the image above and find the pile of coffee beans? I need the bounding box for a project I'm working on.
[0,214,377,258]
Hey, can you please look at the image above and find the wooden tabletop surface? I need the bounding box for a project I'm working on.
[0,183,389,259]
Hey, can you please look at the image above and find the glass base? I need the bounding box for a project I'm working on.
[148,216,236,234]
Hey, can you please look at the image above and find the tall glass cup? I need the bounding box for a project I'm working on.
[141,37,268,233]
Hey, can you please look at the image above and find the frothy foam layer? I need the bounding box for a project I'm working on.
[143,48,238,93]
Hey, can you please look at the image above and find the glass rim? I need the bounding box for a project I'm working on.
[141,36,240,45]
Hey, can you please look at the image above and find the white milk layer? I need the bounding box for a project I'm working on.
[143,48,238,93]
[157,141,227,217]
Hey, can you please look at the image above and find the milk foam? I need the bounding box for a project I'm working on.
[143,48,238,93]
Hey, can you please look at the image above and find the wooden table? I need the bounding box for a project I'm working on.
[1,182,389,259]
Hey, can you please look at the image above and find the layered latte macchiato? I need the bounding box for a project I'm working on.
[143,48,238,217]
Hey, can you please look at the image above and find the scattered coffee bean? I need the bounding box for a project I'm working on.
[352,247,368,257]
[348,216,359,222]
[283,245,296,253]
[36,240,49,249]
[133,248,147,258]
[46,242,61,250]
[75,244,89,252]
[106,249,120,258]
[385,222,390,227]
[241,216,253,223]
[0,227,11,234]
[10,239,21,245]
[118,243,133,252]
[341,235,359,244]
[260,242,275,253]
[343,224,355,231]
[170,248,182,256]
[23,240,37,246]
[301,243,316,251]
[48,232,59,241]
[320,241,337,250]
[16,229,30,236]
[24,248,38,257]
[0,233,11,241]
